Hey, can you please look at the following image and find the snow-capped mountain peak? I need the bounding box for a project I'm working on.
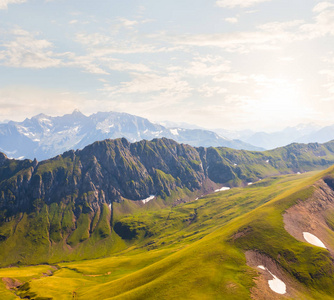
[0,111,261,160]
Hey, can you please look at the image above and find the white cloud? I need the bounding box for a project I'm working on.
[313,2,334,13]
[184,56,231,76]
[75,32,182,55]
[301,2,334,38]
[100,72,192,100]
[225,17,238,23]
[216,0,271,8]
[166,20,302,53]
[0,87,90,122]
[213,72,249,83]
[75,33,111,47]
[198,84,227,97]
[100,58,151,73]
[66,54,109,75]
[0,29,62,68]
[0,0,26,10]
[118,18,138,29]
[0,29,115,75]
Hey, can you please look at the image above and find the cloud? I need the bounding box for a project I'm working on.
[225,17,238,23]
[216,0,271,8]
[301,2,334,38]
[0,29,62,68]
[108,17,155,34]
[198,84,227,97]
[0,29,115,75]
[319,67,334,95]
[0,0,26,10]
[100,72,192,101]
[75,32,182,55]
[153,4,334,54]
[75,33,111,47]
[99,58,151,73]
[0,87,90,122]
[313,2,334,13]
[165,20,303,53]
[65,53,109,75]
[117,18,139,29]
[184,55,231,77]
[213,72,249,83]
[68,54,151,74]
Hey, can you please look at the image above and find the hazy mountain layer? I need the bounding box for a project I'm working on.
[0,110,261,160]
[214,123,334,150]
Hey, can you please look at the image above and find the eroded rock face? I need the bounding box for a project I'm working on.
[245,251,302,300]
[283,179,334,256]
[2,138,334,219]
[0,138,208,216]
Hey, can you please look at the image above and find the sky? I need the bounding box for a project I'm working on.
[1,0,334,131]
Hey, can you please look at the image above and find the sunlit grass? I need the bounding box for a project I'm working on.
[2,170,334,299]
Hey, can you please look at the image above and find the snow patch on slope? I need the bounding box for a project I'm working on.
[170,129,179,136]
[141,195,155,204]
[257,266,286,295]
[303,232,326,248]
[214,187,230,192]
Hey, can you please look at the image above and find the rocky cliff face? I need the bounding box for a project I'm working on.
[1,138,334,266]
[0,138,207,214]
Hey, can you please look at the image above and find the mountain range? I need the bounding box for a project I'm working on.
[1,137,334,266]
[0,110,261,161]
[3,110,334,162]
[1,137,334,298]
[168,121,334,150]
[213,123,334,150]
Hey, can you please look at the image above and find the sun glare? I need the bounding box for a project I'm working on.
[251,83,306,128]
[263,86,299,112]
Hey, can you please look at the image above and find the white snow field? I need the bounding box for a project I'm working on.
[303,232,326,248]
[257,266,287,294]
[141,195,155,204]
[214,187,231,192]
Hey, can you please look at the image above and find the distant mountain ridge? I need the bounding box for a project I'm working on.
[159,122,334,150]
[212,123,334,150]
[0,110,261,160]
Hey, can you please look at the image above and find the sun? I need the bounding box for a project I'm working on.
[262,85,300,113]
[250,82,307,129]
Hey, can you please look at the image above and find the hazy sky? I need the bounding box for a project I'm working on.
[1,0,334,131]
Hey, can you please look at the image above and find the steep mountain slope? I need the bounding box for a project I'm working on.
[1,138,334,268]
[0,110,260,160]
[2,167,334,299]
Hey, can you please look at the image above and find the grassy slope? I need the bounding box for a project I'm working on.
[2,140,334,268]
[0,265,55,299]
[0,171,330,299]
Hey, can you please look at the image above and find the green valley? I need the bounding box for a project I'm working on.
[2,138,334,299]
[1,169,334,299]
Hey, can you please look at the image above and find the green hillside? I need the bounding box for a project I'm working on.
[2,139,334,267]
[2,167,334,299]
